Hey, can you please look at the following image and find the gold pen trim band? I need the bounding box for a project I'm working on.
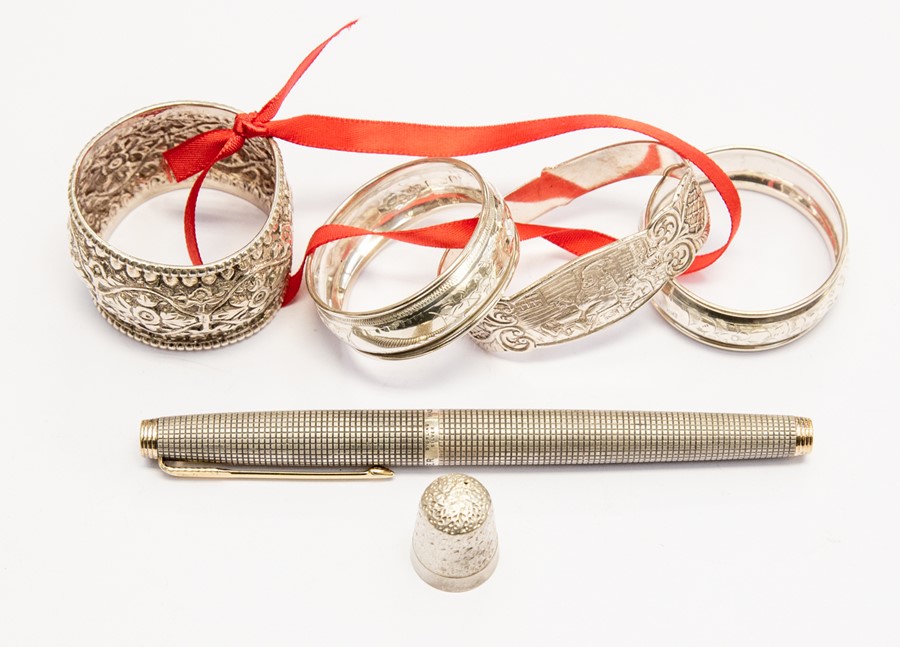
[140,418,159,460]
[794,417,814,456]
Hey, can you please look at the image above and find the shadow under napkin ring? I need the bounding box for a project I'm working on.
[68,101,293,350]
[649,147,847,350]
[441,141,710,352]
[305,158,519,359]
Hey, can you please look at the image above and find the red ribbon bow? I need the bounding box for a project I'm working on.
[164,20,741,306]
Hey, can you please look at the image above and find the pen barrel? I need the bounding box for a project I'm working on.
[141,410,812,467]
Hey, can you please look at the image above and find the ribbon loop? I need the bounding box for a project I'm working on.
[162,20,743,307]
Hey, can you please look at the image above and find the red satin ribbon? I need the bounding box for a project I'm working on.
[163,20,741,306]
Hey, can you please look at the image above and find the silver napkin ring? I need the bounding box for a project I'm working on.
[443,142,709,352]
[650,147,847,350]
[69,102,293,350]
[305,158,519,359]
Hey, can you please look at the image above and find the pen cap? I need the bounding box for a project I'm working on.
[411,474,499,592]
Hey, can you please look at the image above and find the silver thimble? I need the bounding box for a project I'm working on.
[411,473,499,592]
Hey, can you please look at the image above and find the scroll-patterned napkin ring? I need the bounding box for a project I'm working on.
[443,142,709,352]
[650,147,847,350]
[68,102,293,350]
[305,158,519,359]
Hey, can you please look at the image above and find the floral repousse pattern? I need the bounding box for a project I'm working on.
[470,168,709,352]
[69,106,293,350]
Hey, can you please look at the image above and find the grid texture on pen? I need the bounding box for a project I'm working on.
[157,410,425,467]
[156,410,800,467]
[439,410,798,465]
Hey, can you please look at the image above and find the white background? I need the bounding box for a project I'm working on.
[2,1,898,644]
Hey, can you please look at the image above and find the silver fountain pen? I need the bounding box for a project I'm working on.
[140,409,813,479]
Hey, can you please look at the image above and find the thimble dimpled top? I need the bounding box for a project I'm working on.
[411,473,499,592]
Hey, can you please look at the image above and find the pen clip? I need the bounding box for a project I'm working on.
[157,458,394,480]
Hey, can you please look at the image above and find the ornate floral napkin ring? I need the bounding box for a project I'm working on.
[68,102,293,350]
[305,158,519,359]
[442,142,709,352]
[650,147,847,350]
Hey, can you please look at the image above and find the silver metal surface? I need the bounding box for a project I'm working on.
[442,142,710,352]
[304,158,519,359]
[141,409,813,478]
[68,102,293,350]
[411,474,499,592]
[651,147,847,350]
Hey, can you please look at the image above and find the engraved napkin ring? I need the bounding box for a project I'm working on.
[68,102,293,350]
[305,158,519,359]
[650,147,847,350]
[443,142,710,352]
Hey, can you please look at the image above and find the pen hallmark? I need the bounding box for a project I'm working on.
[423,408,443,467]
